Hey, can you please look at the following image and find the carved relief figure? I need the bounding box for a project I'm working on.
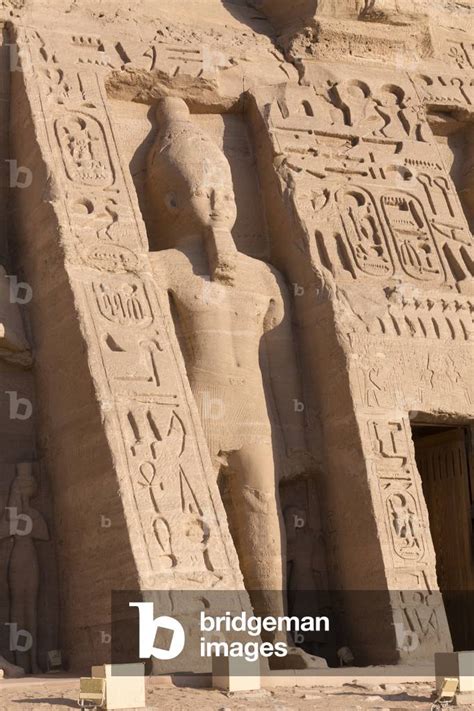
[0,464,48,674]
[147,98,325,668]
[388,492,422,560]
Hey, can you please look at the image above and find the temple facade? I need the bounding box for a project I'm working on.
[0,0,472,673]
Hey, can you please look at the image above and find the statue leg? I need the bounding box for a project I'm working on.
[10,595,30,673]
[225,442,327,669]
[226,441,287,630]
[12,597,39,674]
[26,595,40,674]
[9,550,40,674]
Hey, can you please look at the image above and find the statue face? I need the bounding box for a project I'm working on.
[164,166,237,233]
[188,183,237,229]
[159,146,238,234]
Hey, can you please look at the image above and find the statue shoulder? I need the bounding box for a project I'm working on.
[239,252,282,279]
[239,254,290,301]
[149,248,183,267]
[259,260,291,301]
[149,249,189,288]
[238,255,292,313]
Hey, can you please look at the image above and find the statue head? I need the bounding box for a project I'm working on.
[147,97,237,240]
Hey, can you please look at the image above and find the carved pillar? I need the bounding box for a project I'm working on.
[10,26,246,670]
[249,37,473,659]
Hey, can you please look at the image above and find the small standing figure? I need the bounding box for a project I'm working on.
[1,463,49,674]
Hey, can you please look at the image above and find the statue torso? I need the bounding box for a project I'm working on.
[151,247,285,454]
[154,247,280,380]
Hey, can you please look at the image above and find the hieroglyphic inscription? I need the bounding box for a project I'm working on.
[255,70,472,291]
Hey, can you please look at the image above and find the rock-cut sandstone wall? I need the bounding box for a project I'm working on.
[0,0,471,672]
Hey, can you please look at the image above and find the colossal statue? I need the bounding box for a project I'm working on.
[0,463,48,674]
[147,97,326,668]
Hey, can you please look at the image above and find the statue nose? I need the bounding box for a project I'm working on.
[211,190,224,210]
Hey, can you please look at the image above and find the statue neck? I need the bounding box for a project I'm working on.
[167,226,238,284]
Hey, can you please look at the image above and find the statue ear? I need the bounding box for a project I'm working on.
[164,191,179,214]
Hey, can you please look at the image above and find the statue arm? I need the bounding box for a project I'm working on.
[153,255,193,373]
[263,269,307,459]
[0,491,19,538]
[0,499,17,539]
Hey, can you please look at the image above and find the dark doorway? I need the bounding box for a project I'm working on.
[428,111,474,233]
[412,423,474,650]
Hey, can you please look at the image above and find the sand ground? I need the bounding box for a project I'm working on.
[0,679,450,710]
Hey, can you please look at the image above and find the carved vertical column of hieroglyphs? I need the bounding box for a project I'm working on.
[10,27,245,666]
[249,46,474,658]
